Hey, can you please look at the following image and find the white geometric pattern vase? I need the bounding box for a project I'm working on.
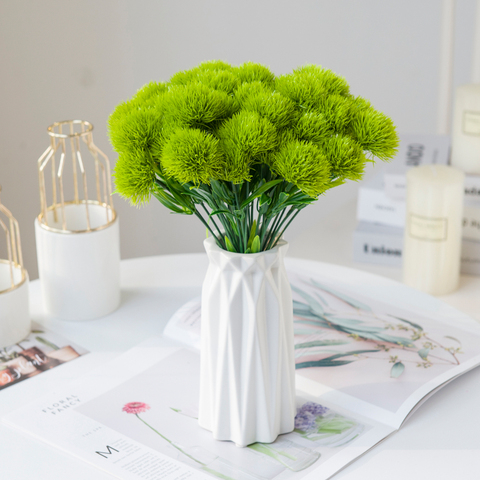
[198,236,296,447]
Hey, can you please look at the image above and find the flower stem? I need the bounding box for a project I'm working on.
[135,414,204,466]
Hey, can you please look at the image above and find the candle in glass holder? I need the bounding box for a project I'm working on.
[451,84,480,174]
[403,165,464,295]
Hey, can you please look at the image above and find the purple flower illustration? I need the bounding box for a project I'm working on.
[294,411,316,432]
[300,402,329,417]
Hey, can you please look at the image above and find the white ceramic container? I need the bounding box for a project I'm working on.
[0,261,30,348]
[198,236,296,447]
[35,202,120,321]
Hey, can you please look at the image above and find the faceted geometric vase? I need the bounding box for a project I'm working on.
[198,236,296,447]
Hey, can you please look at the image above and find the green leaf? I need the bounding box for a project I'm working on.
[292,300,312,313]
[323,349,380,360]
[390,362,405,378]
[225,236,235,252]
[418,347,430,360]
[234,209,246,220]
[291,285,324,316]
[152,190,188,214]
[247,220,257,249]
[390,315,423,331]
[239,179,284,209]
[251,235,261,253]
[295,340,350,349]
[209,209,237,220]
[294,316,330,328]
[445,336,461,344]
[296,349,380,369]
[259,193,271,207]
[296,359,354,368]
[372,333,415,348]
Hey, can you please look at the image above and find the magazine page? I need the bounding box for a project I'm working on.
[3,337,393,480]
[0,321,88,390]
[163,265,480,429]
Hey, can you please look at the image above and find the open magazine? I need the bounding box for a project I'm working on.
[0,321,88,390]
[4,264,480,480]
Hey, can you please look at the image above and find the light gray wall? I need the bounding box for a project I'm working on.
[0,0,477,278]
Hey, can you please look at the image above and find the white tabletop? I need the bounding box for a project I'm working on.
[2,204,480,479]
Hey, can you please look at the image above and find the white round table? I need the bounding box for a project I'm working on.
[1,253,480,480]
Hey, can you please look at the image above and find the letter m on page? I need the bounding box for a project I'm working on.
[95,445,119,458]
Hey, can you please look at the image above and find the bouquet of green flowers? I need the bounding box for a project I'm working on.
[109,61,398,253]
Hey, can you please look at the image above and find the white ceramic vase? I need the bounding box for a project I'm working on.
[198,236,296,447]
[0,261,30,348]
[35,203,120,321]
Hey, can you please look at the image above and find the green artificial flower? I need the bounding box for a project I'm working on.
[197,60,234,72]
[161,128,224,185]
[294,110,331,143]
[351,106,399,161]
[318,94,353,132]
[293,65,350,97]
[272,139,331,197]
[113,151,156,206]
[275,72,325,110]
[132,81,168,104]
[216,110,277,182]
[321,135,366,181]
[170,68,240,94]
[234,62,275,86]
[164,83,235,129]
[108,60,399,253]
[108,107,163,156]
[241,90,297,129]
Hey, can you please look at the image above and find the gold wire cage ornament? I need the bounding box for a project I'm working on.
[0,187,26,294]
[37,120,116,233]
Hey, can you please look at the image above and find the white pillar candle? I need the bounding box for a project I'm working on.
[403,165,464,296]
[451,84,480,174]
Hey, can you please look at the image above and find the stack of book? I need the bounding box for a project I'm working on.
[353,134,480,275]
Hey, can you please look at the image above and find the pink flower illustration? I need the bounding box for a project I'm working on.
[122,402,150,414]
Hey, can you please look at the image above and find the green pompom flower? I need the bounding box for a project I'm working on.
[165,83,234,128]
[293,65,350,97]
[351,107,399,161]
[318,94,353,132]
[321,135,366,181]
[275,72,325,110]
[216,110,277,182]
[170,68,240,94]
[108,108,163,156]
[132,81,168,104]
[161,128,224,185]
[272,140,331,197]
[109,60,399,253]
[113,151,156,206]
[294,110,331,143]
[234,62,275,86]
[241,91,296,129]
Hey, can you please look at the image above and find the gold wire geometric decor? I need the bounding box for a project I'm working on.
[37,120,116,234]
[0,187,26,294]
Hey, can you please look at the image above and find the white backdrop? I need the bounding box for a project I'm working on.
[0,0,477,278]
